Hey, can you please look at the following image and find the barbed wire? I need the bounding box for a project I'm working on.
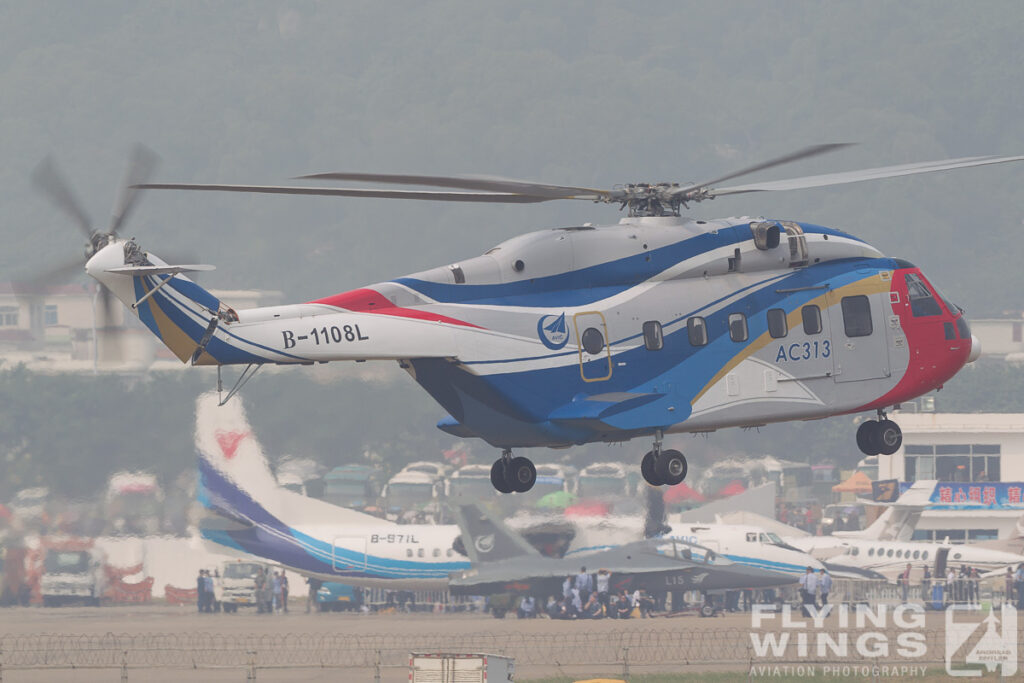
[5,627,1017,670]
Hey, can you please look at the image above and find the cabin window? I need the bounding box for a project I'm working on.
[851,547,859,556]
[841,296,873,337]
[944,322,955,340]
[886,548,894,557]
[922,551,929,560]
[406,549,413,558]
[767,309,788,339]
[728,313,748,342]
[905,272,942,316]
[417,548,424,558]
[801,305,822,335]
[433,548,440,558]
[446,548,453,557]
[896,550,903,558]
[643,321,663,351]
[912,550,920,560]
[746,533,757,542]
[687,317,708,346]
[868,548,875,557]
[44,304,58,326]
[449,264,465,284]
[581,327,605,355]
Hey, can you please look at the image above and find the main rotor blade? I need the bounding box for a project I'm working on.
[297,171,608,199]
[133,183,595,203]
[32,157,94,238]
[674,143,855,197]
[109,144,159,236]
[711,154,1024,197]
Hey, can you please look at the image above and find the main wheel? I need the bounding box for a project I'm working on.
[490,459,514,494]
[874,419,903,455]
[856,420,880,456]
[641,451,662,486]
[655,449,687,486]
[508,456,537,493]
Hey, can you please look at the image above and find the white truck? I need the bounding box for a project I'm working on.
[39,546,107,607]
[410,653,514,683]
[216,559,275,612]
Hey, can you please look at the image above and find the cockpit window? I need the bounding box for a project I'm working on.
[905,273,942,317]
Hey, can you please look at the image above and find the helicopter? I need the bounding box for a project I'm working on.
[35,144,1024,494]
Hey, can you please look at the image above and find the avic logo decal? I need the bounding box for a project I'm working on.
[538,313,569,350]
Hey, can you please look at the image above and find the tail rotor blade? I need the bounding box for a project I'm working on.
[109,144,159,237]
[32,156,94,238]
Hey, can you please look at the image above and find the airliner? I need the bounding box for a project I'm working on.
[194,392,468,588]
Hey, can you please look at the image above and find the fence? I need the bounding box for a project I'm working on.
[3,625,1021,679]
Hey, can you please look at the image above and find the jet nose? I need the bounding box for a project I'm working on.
[968,334,982,363]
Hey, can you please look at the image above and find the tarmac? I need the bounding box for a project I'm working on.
[0,603,977,682]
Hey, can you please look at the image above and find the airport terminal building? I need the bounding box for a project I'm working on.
[881,412,1024,542]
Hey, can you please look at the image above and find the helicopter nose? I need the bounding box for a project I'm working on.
[968,334,982,363]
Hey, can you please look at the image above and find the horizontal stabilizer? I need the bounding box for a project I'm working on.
[106,264,216,275]
[548,392,665,422]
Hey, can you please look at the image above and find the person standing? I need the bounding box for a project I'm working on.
[798,566,817,616]
[196,569,206,613]
[280,573,289,613]
[596,569,610,616]
[203,570,215,613]
[1005,567,1015,607]
[921,565,932,601]
[272,571,283,613]
[574,566,593,605]
[306,577,322,613]
[818,568,832,608]
[1014,564,1024,610]
[899,564,912,603]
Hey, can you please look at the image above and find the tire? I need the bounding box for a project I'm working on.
[856,420,880,456]
[492,608,507,619]
[641,451,662,486]
[508,456,536,493]
[700,603,715,618]
[655,450,687,486]
[875,419,903,455]
[490,459,514,494]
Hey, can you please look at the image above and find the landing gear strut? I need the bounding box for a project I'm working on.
[856,410,903,456]
[490,450,536,494]
[640,431,687,487]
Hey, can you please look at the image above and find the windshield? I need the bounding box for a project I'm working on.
[387,482,434,508]
[223,563,263,580]
[44,550,90,574]
[657,540,731,565]
[325,480,371,501]
[577,476,624,498]
[763,532,785,546]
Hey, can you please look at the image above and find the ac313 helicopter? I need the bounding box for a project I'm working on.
[35,144,1024,494]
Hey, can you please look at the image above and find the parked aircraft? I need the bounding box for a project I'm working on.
[193,392,467,588]
[723,482,1024,581]
[447,503,795,599]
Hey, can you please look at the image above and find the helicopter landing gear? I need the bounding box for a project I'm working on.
[856,411,903,456]
[490,450,536,494]
[640,431,687,487]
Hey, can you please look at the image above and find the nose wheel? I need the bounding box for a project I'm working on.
[640,432,687,487]
[856,413,903,456]
[490,450,536,493]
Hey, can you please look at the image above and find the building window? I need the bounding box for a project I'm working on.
[642,321,663,351]
[767,308,788,338]
[0,306,18,327]
[728,313,748,342]
[841,296,873,337]
[801,305,822,335]
[687,317,708,346]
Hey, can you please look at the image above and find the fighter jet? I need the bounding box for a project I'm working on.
[447,503,796,598]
